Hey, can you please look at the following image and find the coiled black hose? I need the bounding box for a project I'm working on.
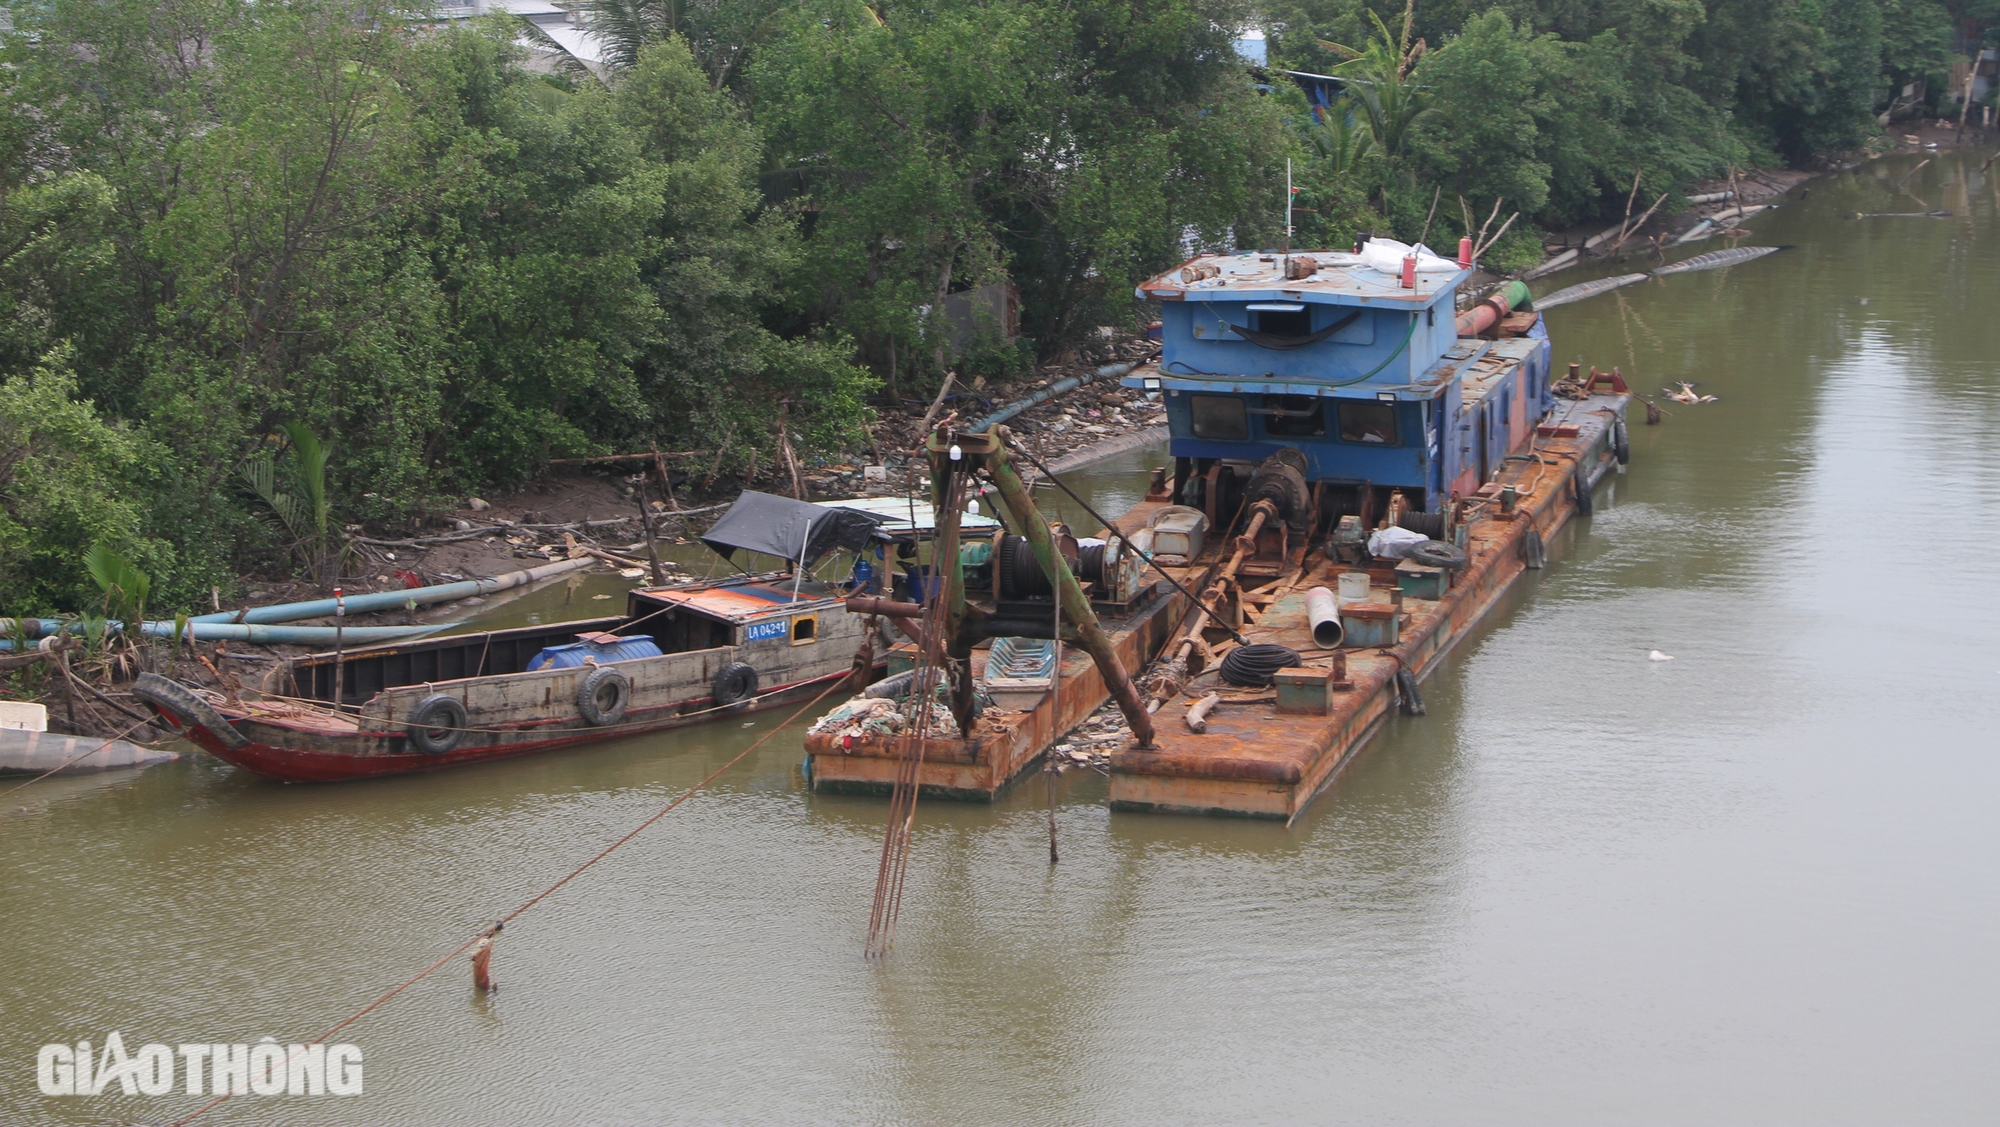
[1219,643,1302,687]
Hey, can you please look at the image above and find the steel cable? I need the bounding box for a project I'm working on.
[1218,643,1302,687]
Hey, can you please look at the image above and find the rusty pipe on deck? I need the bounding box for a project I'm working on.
[844,596,923,618]
[1149,566,1241,709]
[1156,501,1266,684]
[1455,280,1532,337]
[985,427,1157,748]
[1233,501,1276,555]
[842,596,932,651]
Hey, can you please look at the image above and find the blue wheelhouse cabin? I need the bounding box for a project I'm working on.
[1123,250,1551,527]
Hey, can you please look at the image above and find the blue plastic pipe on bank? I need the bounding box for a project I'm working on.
[0,557,597,646]
[187,557,594,624]
[0,622,437,649]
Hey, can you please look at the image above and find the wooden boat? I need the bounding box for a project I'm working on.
[0,728,180,774]
[133,493,904,782]
[806,250,1633,819]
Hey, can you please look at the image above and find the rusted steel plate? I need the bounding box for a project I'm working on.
[1109,395,1629,819]
[806,584,1186,800]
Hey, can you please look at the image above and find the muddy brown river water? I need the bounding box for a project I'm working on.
[6,150,1999,1125]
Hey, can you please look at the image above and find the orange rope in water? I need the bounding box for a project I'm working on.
[166,675,847,1127]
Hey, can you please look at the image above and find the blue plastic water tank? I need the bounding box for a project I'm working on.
[527,634,663,672]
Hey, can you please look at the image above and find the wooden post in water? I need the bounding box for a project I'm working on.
[635,478,667,586]
[332,587,345,709]
[470,923,501,991]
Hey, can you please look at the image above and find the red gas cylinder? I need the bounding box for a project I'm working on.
[1400,254,1417,288]
[1458,237,1473,267]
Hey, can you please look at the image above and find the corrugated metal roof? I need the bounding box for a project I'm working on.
[813,497,1000,535]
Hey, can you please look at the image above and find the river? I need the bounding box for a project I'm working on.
[5,150,1997,1125]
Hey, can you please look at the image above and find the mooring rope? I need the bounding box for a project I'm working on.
[164,674,847,1127]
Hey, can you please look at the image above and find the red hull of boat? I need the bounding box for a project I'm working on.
[152,671,848,783]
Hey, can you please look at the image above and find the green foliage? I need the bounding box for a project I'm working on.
[753,0,1285,378]
[1326,9,1437,160]
[1406,11,1551,214]
[0,346,173,614]
[0,0,1983,617]
[82,542,150,628]
[1879,0,1955,91]
[1309,105,1376,176]
[239,423,336,585]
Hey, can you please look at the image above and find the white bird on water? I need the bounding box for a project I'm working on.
[1648,650,1675,662]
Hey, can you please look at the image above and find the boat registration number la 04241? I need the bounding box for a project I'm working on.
[745,619,790,642]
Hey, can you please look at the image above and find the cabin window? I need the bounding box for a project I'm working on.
[791,614,818,645]
[1253,307,1313,337]
[1262,394,1327,437]
[1337,401,1399,445]
[1189,395,1249,440]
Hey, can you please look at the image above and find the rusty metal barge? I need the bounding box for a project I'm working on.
[807,243,1631,819]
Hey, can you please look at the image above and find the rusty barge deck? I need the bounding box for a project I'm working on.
[803,576,1188,800]
[1109,391,1628,819]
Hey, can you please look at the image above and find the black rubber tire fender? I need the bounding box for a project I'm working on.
[1396,668,1426,716]
[132,672,248,748]
[1574,470,1595,516]
[711,662,759,707]
[406,694,467,755]
[1411,539,1469,571]
[1612,417,1631,465]
[576,666,631,727]
[1522,528,1547,570]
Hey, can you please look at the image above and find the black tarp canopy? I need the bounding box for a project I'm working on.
[700,491,888,567]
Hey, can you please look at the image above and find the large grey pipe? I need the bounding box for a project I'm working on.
[2,558,595,640]
[968,362,1137,433]
[1306,587,1344,649]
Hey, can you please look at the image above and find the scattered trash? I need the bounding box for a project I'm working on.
[1648,650,1675,662]
[468,497,490,511]
[1662,382,1717,404]
[808,696,954,740]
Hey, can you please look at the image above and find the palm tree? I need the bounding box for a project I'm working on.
[518,0,778,90]
[577,0,685,70]
[240,422,336,587]
[1309,100,1373,175]
[1317,6,1433,161]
